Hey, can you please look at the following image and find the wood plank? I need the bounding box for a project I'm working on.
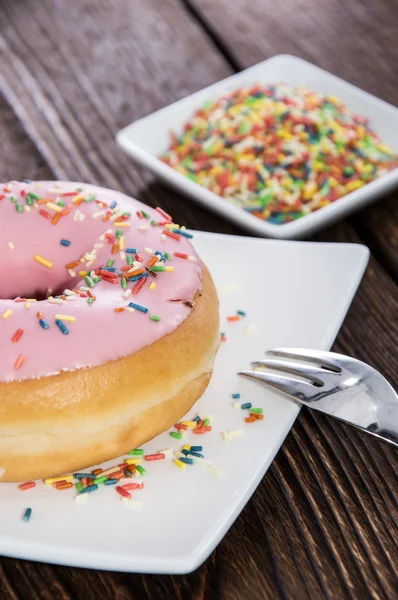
[1,1,397,599]
[188,0,398,277]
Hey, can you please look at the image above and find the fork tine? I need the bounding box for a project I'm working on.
[239,370,318,403]
[267,348,342,372]
[252,358,327,385]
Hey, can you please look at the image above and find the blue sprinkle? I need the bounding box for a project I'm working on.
[180,457,194,465]
[60,239,71,247]
[23,508,32,522]
[187,451,204,458]
[79,484,98,494]
[104,479,118,486]
[129,273,145,282]
[237,310,246,317]
[232,393,241,399]
[181,449,190,456]
[193,416,201,422]
[102,267,117,273]
[126,248,138,254]
[39,318,49,330]
[171,229,193,239]
[110,201,117,209]
[128,302,148,313]
[241,402,252,410]
[190,446,203,452]
[23,179,32,184]
[55,319,69,335]
[74,472,95,479]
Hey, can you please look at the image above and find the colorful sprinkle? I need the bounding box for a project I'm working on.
[23,508,32,522]
[55,319,69,335]
[34,254,53,269]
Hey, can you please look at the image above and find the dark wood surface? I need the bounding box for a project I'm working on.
[0,0,397,598]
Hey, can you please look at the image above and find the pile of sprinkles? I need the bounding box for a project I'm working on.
[1,181,199,374]
[161,83,398,224]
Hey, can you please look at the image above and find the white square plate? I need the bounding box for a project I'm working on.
[0,232,369,573]
[117,54,398,239]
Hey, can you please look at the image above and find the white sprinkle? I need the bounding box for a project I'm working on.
[93,211,106,219]
[94,243,103,249]
[121,498,143,511]
[221,428,243,442]
[155,261,163,267]
[118,477,133,486]
[68,269,76,277]
[160,234,166,241]
[65,295,76,301]
[47,297,64,305]
[133,261,142,268]
[74,493,89,504]
[126,306,135,313]
[73,209,80,222]
[80,286,89,292]
[245,324,256,335]
[86,261,94,268]
[7,242,15,251]
[85,254,96,261]
[109,210,122,221]
[232,401,242,409]
[119,251,126,260]
[188,256,197,262]
[123,289,132,299]
[78,213,86,222]
[219,282,238,295]
[207,464,223,477]
[138,225,148,231]
[144,247,153,254]
[48,187,61,194]
[157,448,173,458]
[64,289,74,296]
[24,205,31,212]
[33,202,39,209]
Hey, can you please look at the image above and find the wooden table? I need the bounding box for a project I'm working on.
[1,1,397,598]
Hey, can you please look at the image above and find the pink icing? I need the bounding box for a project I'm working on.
[0,181,202,382]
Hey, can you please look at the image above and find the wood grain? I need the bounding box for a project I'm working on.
[0,0,397,598]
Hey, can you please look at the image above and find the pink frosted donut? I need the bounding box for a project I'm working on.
[0,181,219,481]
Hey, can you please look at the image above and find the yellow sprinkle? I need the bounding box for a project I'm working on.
[78,270,88,276]
[182,445,191,451]
[345,180,365,193]
[2,309,12,319]
[26,299,38,302]
[149,282,156,290]
[119,236,125,250]
[125,457,141,465]
[72,193,85,204]
[180,421,197,428]
[44,475,74,485]
[54,314,77,322]
[25,302,31,309]
[114,221,130,227]
[174,459,186,470]
[165,266,174,272]
[46,202,63,213]
[34,254,53,269]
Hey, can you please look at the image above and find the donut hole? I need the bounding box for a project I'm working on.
[0,263,76,301]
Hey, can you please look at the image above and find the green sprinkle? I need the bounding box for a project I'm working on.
[85,194,96,202]
[76,187,84,192]
[94,475,108,485]
[122,212,131,217]
[203,418,210,426]
[106,259,114,267]
[121,277,128,289]
[170,431,182,440]
[26,196,33,206]
[126,255,133,265]
[135,465,147,476]
[85,276,95,288]
[10,195,17,203]
[87,298,94,304]
[57,200,65,207]
[150,220,158,226]
[93,277,101,283]
[128,448,145,456]
[116,229,122,239]
[251,408,263,414]
[75,482,83,493]
[164,252,172,260]
[141,210,150,219]
[15,203,23,213]
[150,314,161,322]
[150,266,166,272]
[27,192,40,201]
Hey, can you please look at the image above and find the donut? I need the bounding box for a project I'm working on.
[0,181,219,482]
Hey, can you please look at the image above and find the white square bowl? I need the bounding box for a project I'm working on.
[117,54,398,239]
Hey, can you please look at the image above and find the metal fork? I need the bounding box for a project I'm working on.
[239,348,398,447]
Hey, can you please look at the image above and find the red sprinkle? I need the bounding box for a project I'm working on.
[175,423,188,430]
[62,191,79,197]
[14,355,25,370]
[122,483,144,490]
[227,315,241,322]
[56,482,73,490]
[19,482,36,491]
[163,229,180,241]
[0,194,5,200]
[144,453,165,461]
[174,252,188,259]
[156,206,172,221]
[132,276,146,295]
[135,254,143,262]
[39,209,52,220]
[116,486,131,499]
[11,329,24,343]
